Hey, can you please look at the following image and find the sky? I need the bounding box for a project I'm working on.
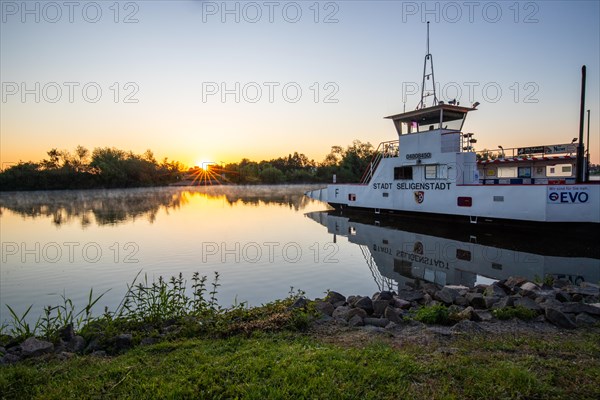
[1,0,599,168]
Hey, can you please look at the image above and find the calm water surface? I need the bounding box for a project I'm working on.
[1,185,599,325]
[0,186,371,322]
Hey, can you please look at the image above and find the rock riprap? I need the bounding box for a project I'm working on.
[312,278,599,331]
[1,277,598,365]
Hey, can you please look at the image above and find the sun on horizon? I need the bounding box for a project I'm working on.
[194,159,217,170]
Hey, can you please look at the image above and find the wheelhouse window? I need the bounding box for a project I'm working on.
[395,109,466,134]
[394,166,413,180]
[443,116,466,131]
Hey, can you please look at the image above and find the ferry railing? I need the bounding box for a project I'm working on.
[476,144,578,161]
[460,132,476,152]
[360,140,399,184]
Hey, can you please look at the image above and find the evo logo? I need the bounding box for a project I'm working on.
[547,186,590,204]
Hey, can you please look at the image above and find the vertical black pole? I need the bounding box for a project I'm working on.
[576,66,586,183]
[586,109,590,181]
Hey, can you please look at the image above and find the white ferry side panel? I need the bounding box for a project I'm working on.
[326,181,600,223]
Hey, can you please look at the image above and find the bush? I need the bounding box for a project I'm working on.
[413,305,449,325]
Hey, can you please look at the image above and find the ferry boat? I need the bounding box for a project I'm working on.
[306,26,599,228]
[306,210,600,291]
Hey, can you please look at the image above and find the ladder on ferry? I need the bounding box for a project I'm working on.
[360,140,399,184]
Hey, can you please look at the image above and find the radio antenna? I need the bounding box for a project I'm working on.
[417,22,438,109]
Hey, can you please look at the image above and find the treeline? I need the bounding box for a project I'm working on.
[219,140,374,184]
[0,140,375,190]
[0,146,184,191]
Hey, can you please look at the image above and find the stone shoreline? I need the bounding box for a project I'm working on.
[2,276,599,365]
[306,276,600,331]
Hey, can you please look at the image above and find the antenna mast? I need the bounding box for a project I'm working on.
[418,22,438,109]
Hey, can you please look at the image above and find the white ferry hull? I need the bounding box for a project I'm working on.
[307,181,600,225]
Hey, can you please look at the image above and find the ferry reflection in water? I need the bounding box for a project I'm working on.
[306,211,600,291]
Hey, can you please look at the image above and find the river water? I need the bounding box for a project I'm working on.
[1,185,598,325]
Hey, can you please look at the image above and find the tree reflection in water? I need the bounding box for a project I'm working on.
[0,185,323,227]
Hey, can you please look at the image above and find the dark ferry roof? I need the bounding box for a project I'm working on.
[385,104,476,124]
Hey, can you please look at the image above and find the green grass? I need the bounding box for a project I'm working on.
[2,331,599,400]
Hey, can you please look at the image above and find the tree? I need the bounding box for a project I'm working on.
[238,159,260,183]
[40,148,61,170]
[90,147,127,185]
[316,140,374,183]
[143,149,157,165]
[322,145,344,167]
[73,145,90,172]
[260,166,284,183]
[341,140,374,179]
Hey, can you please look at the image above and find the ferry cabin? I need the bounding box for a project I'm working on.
[477,148,577,185]
[315,103,599,225]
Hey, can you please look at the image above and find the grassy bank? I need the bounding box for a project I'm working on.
[2,273,599,399]
[2,329,599,399]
